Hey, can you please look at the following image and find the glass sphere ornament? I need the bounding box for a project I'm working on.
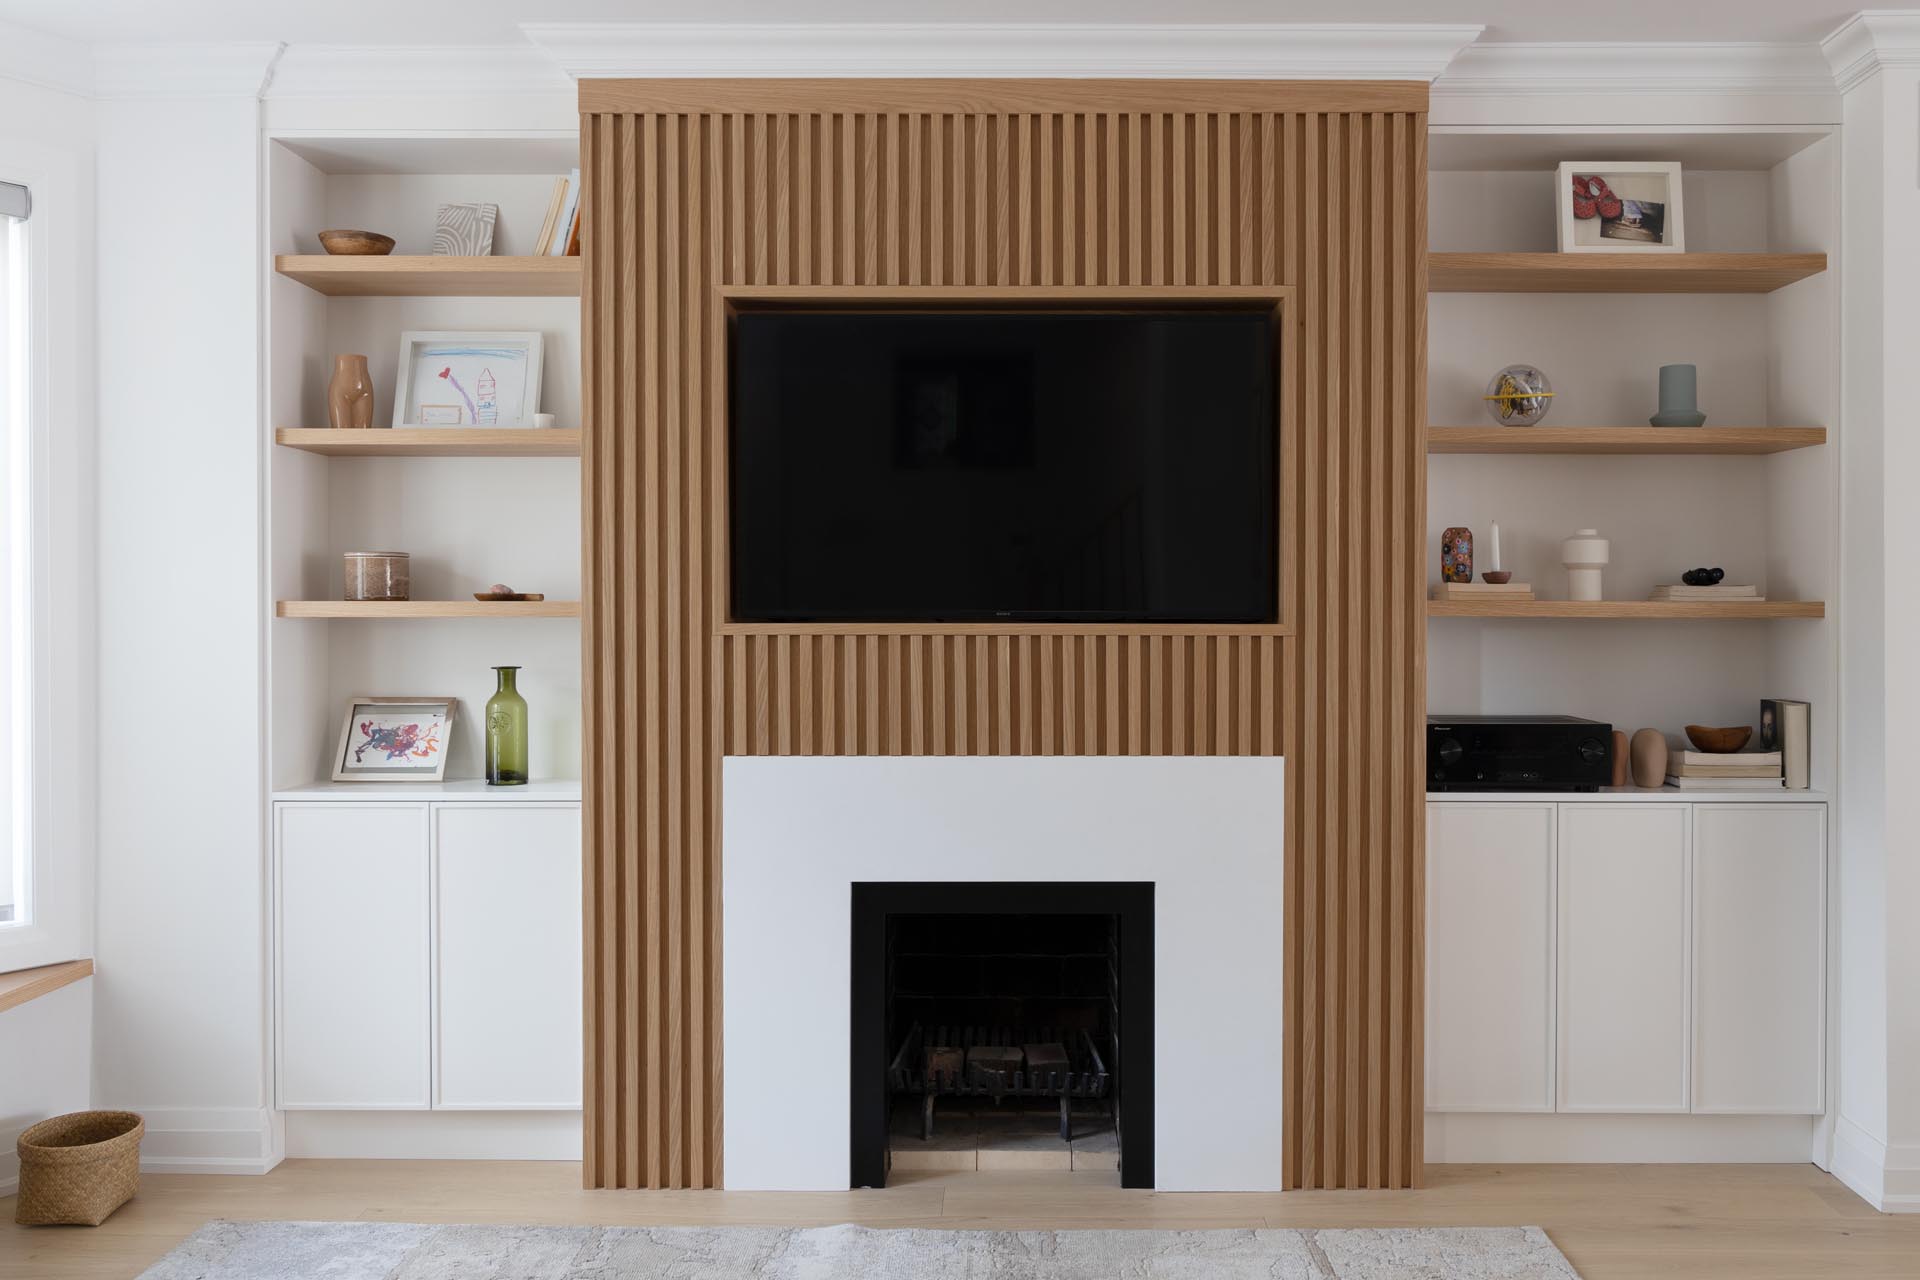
[1483,364,1555,427]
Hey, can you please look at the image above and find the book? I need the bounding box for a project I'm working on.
[1761,698,1812,790]
[1648,585,1762,600]
[1669,765,1781,779]
[1671,749,1781,767]
[533,176,567,257]
[1664,775,1785,790]
[547,167,582,256]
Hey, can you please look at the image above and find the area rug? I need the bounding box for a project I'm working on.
[138,1221,1581,1279]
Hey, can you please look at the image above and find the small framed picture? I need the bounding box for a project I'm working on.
[1556,162,1684,254]
[332,697,456,782]
[392,330,544,428]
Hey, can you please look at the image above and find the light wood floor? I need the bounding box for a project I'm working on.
[4,1162,1916,1279]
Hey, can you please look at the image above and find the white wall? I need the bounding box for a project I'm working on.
[91,88,277,1172]
[1831,61,1920,1214]
[0,978,93,1194]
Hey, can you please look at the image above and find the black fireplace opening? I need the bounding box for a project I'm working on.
[850,881,1154,1189]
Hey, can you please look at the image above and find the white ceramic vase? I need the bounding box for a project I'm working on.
[1561,528,1609,601]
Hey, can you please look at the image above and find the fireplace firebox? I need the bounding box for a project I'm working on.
[850,881,1154,1189]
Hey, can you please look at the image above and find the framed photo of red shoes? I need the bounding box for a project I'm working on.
[1556,161,1685,253]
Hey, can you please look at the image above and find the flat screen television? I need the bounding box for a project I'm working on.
[728,307,1278,623]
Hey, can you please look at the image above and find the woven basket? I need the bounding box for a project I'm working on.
[14,1111,144,1226]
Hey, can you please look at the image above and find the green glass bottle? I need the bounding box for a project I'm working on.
[485,666,529,786]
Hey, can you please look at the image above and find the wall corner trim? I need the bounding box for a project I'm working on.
[266,45,572,99]
[93,42,284,100]
[522,21,1484,81]
[1822,12,1920,93]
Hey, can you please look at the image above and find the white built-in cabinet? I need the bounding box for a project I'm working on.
[1426,799,1824,1117]
[1426,804,1556,1111]
[275,801,582,1111]
[1557,804,1691,1113]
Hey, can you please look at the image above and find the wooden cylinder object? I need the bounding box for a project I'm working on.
[1629,727,1668,789]
[1610,729,1631,787]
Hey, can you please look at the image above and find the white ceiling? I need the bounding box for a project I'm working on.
[0,1,1866,49]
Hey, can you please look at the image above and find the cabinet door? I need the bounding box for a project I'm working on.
[276,804,431,1109]
[434,804,583,1109]
[1426,804,1556,1112]
[1692,804,1825,1114]
[1557,803,1690,1113]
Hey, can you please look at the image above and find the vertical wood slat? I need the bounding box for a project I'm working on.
[581,85,1427,1191]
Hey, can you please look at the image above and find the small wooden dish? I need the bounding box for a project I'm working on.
[318,229,396,256]
[1685,724,1752,753]
[474,591,545,602]
[1480,570,1513,584]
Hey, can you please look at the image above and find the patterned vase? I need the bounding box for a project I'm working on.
[1441,527,1474,584]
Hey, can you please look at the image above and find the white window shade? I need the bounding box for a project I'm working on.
[0,181,26,221]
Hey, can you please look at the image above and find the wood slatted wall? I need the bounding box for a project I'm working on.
[580,79,1427,1191]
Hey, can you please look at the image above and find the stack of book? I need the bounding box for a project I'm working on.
[1647,583,1765,603]
[533,168,583,257]
[1665,748,1784,790]
[1430,581,1535,602]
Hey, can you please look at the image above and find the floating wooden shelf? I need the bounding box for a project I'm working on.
[1429,252,1826,294]
[1428,426,1827,455]
[0,958,94,1015]
[273,255,582,297]
[276,600,581,619]
[275,428,582,457]
[1428,600,1825,619]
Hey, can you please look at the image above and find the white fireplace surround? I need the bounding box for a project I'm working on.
[722,755,1287,1191]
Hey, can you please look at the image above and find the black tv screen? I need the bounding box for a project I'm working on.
[728,308,1278,623]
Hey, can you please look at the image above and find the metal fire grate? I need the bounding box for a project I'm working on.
[887,1023,1111,1142]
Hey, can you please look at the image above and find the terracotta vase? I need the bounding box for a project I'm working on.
[1610,729,1631,788]
[327,354,376,430]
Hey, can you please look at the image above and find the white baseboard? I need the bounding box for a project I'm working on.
[133,1106,282,1175]
[1426,1112,1819,1163]
[284,1110,581,1160]
[1831,1116,1920,1213]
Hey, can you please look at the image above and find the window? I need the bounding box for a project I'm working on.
[0,177,26,933]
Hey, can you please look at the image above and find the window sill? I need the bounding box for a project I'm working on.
[0,958,93,1015]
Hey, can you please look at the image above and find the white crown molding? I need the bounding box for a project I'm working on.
[519,22,1485,81]
[1823,11,1920,93]
[1433,41,1838,99]
[93,42,283,99]
[0,19,95,98]
[267,45,572,99]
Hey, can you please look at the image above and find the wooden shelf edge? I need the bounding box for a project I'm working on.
[273,255,582,297]
[277,600,581,619]
[1427,426,1827,455]
[0,958,94,1015]
[1428,600,1825,619]
[1429,251,1827,294]
[276,428,582,458]
[716,621,1292,638]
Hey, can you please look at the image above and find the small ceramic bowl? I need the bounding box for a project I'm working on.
[1685,724,1753,753]
[1481,571,1513,585]
[318,229,396,256]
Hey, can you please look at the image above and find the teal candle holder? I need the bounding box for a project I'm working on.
[1650,363,1707,428]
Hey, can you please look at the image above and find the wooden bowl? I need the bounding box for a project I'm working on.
[318,229,396,256]
[1480,570,1513,584]
[1685,724,1752,753]
[474,592,544,602]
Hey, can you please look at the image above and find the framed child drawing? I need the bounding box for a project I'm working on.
[332,697,456,782]
[391,331,545,428]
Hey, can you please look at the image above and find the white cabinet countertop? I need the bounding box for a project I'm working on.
[1427,787,1826,804]
[272,779,583,803]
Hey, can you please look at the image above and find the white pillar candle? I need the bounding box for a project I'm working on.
[1489,521,1502,572]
